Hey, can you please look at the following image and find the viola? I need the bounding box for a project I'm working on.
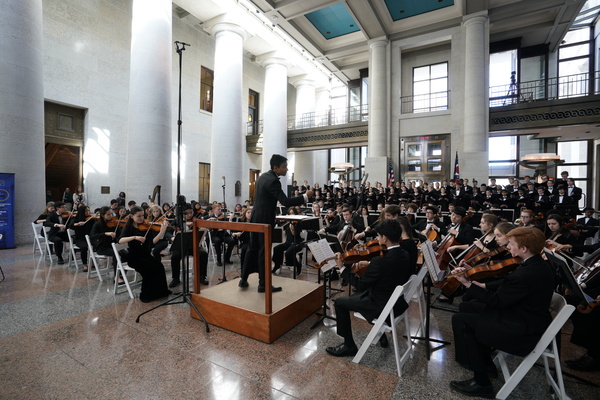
[465,246,508,267]
[446,257,522,282]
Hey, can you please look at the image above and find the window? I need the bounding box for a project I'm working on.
[200,67,214,112]
[328,146,368,184]
[412,62,448,113]
[558,27,591,98]
[558,141,590,208]
[248,89,259,135]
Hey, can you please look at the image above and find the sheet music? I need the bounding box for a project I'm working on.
[307,239,337,272]
[421,240,445,283]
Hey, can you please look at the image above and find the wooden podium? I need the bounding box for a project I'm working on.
[190,219,323,343]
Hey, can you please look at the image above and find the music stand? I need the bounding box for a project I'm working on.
[308,239,342,329]
[413,240,452,360]
[544,249,592,305]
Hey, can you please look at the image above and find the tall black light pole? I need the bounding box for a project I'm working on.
[136,41,208,331]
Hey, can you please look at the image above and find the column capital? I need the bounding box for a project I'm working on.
[368,37,388,49]
[462,11,488,28]
[256,51,291,69]
[205,15,249,41]
[289,74,316,89]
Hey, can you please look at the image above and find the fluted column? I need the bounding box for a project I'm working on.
[260,54,289,185]
[126,0,172,202]
[0,0,45,244]
[463,14,488,153]
[209,22,246,206]
[365,38,389,185]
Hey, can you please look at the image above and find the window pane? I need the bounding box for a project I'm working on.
[558,141,587,163]
[408,160,421,172]
[577,181,587,208]
[559,58,590,77]
[562,27,590,45]
[428,143,442,156]
[489,136,517,160]
[490,50,518,87]
[330,148,345,165]
[430,63,447,79]
[413,66,429,81]
[562,165,588,179]
[414,81,429,95]
[489,162,516,176]
[559,44,590,60]
[431,77,447,93]
[519,137,544,159]
[407,144,421,157]
[428,159,442,171]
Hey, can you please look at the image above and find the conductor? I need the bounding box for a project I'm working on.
[239,154,313,292]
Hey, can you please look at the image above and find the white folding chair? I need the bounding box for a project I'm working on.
[41,226,55,263]
[31,222,46,255]
[494,293,575,400]
[409,266,427,334]
[66,229,81,269]
[111,242,139,299]
[85,235,111,282]
[352,274,421,377]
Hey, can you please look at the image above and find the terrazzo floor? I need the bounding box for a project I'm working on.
[1,244,599,399]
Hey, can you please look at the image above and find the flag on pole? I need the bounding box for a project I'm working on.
[453,150,460,183]
[387,159,395,187]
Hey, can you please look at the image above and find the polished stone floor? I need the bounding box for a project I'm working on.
[1,244,598,399]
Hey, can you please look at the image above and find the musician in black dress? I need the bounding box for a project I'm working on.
[325,219,412,357]
[119,206,171,302]
[68,205,94,272]
[450,227,555,398]
[43,201,70,264]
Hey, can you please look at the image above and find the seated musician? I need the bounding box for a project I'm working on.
[119,206,171,303]
[90,206,124,284]
[575,207,599,245]
[43,201,70,264]
[397,216,418,275]
[34,202,55,226]
[147,205,171,260]
[545,213,576,247]
[205,203,235,266]
[413,206,445,242]
[449,213,499,255]
[325,219,412,357]
[169,203,209,288]
[354,205,401,242]
[444,206,475,254]
[272,207,304,275]
[68,205,94,272]
[518,209,542,230]
[318,207,364,246]
[450,227,555,398]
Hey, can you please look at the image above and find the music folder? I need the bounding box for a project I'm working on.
[421,240,445,283]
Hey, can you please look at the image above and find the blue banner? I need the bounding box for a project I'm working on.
[0,173,15,249]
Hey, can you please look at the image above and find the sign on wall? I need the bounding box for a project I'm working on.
[0,173,15,249]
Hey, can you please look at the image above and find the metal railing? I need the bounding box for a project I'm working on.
[489,71,600,107]
[400,91,450,114]
[286,104,369,131]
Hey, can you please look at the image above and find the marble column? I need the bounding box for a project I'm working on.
[260,54,289,186]
[463,14,488,153]
[0,0,45,244]
[313,88,330,186]
[292,77,316,184]
[462,13,489,184]
[365,38,389,185]
[126,0,172,202]
[209,22,246,206]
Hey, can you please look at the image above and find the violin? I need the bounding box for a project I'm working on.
[465,245,508,267]
[314,243,387,269]
[106,216,128,229]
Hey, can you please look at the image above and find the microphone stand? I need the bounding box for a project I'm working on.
[136,41,208,332]
[218,179,228,283]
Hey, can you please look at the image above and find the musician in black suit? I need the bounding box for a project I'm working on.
[319,207,364,238]
[325,219,412,357]
[566,178,583,203]
[414,206,445,240]
[446,206,475,252]
[43,201,70,264]
[552,185,572,206]
[576,207,599,242]
[239,154,312,293]
[450,227,555,398]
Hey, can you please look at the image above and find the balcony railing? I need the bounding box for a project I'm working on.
[286,104,369,131]
[489,71,600,107]
[400,91,450,114]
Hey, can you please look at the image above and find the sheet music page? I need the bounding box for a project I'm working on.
[307,239,337,272]
[421,240,445,283]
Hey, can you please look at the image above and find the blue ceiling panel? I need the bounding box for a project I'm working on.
[305,3,360,40]
[385,0,454,21]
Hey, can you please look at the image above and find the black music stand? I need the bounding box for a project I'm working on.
[412,240,452,360]
[135,41,208,331]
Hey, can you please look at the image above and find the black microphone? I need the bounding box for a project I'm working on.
[361,173,369,187]
[175,41,191,46]
[222,176,226,187]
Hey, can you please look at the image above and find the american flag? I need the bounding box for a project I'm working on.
[387,159,395,187]
[453,150,460,183]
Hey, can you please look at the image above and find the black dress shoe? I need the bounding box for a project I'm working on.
[257,285,282,293]
[238,280,249,288]
[225,259,233,264]
[200,276,209,285]
[379,334,389,348]
[57,258,65,265]
[295,263,302,275]
[437,295,454,304]
[449,378,494,398]
[326,343,358,357]
[216,261,223,266]
[168,278,181,288]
